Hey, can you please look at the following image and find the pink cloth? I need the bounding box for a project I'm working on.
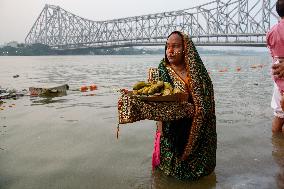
[152,131,161,170]
[267,19,284,58]
[267,19,284,92]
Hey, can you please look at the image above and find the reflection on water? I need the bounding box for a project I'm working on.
[30,97,69,105]
[272,133,284,189]
[151,169,216,189]
[38,91,67,98]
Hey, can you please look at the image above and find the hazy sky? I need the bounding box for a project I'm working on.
[0,0,213,44]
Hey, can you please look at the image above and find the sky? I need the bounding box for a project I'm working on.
[0,0,213,44]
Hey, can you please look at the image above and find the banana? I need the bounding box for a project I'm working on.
[173,88,182,94]
[164,82,173,90]
[142,87,150,95]
[148,84,160,95]
[137,88,145,95]
[132,80,178,96]
[156,81,164,88]
[133,81,147,90]
[163,88,172,96]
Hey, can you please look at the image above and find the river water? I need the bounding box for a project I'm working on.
[0,55,283,189]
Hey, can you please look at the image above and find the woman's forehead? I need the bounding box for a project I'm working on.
[167,33,182,43]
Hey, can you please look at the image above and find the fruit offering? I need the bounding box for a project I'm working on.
[132,81,182,96]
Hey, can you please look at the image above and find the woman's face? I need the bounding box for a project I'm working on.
[166,33,184,65]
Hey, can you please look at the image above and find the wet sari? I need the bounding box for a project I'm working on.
[153,31,216,180]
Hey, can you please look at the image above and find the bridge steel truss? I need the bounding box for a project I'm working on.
[25,0,279,49]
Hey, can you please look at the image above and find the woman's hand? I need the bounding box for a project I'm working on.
[156,121,163,136]
[272,58,284,79]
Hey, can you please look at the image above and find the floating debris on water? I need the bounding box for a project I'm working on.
[80,84,98,92]
[90,84,98,91]
[29,84,69,97]
[0,87,27,100]
[80,86,88,92]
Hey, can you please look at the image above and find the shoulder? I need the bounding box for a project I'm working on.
[267,23,281,37]
[158,58,166,68]
[267,24,279,46]
[148,59,169,82]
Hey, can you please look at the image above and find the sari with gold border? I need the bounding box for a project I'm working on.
[154,31,216,180]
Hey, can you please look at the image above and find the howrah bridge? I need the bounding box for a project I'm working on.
[25,0,279,49]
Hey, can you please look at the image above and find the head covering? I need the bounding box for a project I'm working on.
[158,31,216,160]
[276,0,284,17]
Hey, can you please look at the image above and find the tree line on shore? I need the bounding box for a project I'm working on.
[0,43,164,56]
[0,43,267,56]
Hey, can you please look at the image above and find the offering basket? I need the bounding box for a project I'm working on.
[118,89,194,124]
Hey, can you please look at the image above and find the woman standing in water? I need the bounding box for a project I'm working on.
[151,31,216,180]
